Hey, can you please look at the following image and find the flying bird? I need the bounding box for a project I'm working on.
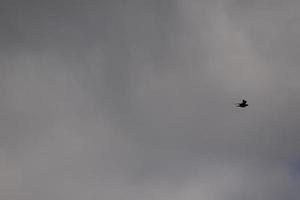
[236,99,248,108]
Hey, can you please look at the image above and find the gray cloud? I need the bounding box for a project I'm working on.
[0,0,299,200]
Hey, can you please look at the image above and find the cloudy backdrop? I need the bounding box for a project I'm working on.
[0,0,300,199]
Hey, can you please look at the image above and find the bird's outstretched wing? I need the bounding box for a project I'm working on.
[235,103,242,107]
[235,99,248,107]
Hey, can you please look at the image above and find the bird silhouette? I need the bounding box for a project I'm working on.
[236,99,248,108]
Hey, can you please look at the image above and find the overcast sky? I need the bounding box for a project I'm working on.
[0,0,300,200]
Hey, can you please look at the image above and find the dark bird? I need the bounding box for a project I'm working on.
[236,99,248,108]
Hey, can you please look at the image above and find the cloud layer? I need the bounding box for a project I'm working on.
[0,0,299,200]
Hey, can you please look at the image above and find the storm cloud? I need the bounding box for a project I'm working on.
[0,0,299,200]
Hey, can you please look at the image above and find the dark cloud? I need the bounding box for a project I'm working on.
[0,0,299,200]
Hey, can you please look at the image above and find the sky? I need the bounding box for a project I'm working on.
[0,0,300,200]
